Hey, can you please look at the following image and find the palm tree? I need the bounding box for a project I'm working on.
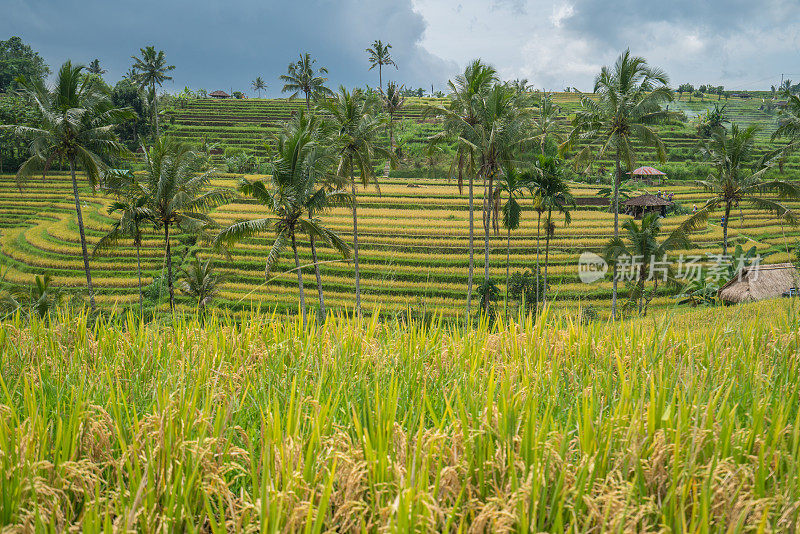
[280,53,333,111]
[606,212,691,315]
[531,94,562,153]
[773,93,800,153]
[2,61,132,312]
[366,40,397,92]
[322,87,391,317]
[681,124,800,256]
[533,157,574,304]
[143,137,230,309]
[380,81,405,176]
[427,60,498,316]
[178,255,222,312]
[0,274,65,320]
[130,46,175,136]
[215,117,350,325]
[251,76,267,98]
[495,165,534,318]
[94,168,154,318]
[87,59,106,75]
[563,49,672,318]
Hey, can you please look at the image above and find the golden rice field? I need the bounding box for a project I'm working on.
[2,300,800,531]
[1,172,799,318]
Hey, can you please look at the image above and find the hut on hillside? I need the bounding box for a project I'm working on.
[628,166,666,185]
[718,263,800,304]
[622,194,673,219]
[209,90,231,99]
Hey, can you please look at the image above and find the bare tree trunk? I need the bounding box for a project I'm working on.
[466,174,475,318]
[292,231,307,327]
[152,82,160,137]
[309,211,326,320]
[70,161,96,312]
[165,223,174,310]
[544,211,551,305]
[612,152,621,319]
[351,177,362,317]
[483,173,492,313]
[135,237,143,319]
[505,227,511,322]
[535,211,542,307]
[722,202,732,257]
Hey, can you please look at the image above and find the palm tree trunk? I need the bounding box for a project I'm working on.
[305,91,310,112]
[135,237,143,319]
[535,211,542,307]
[152,81,159,137]
[70,161,96,312]
[612,152,622,319]
[383,116,392,178]
[291,231,307,327]
[165,223,174,310]
[308,209,326,320]
[505,227,511,322]
[483,174,492,313]
[379,65,382,92]
[466,174,475,318]
[351,177,362,318]
[722,202,732,256]
[544,210,551,305]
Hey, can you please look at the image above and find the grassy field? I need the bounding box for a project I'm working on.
[2,300,800,530]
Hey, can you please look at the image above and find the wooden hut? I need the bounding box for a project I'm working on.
[622,194,673,219]
[718,263,800,304]
[209,90,231,99]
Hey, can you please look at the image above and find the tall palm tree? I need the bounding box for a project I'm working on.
[130,46,175,136]
[143,137,230,309]
[773,93,800,154]
[563,49,672,318]
[2,61,132,312]
[322,87,392,317]
[606,212,691,315]
[94,168,154,318]
[427,60,497,316]
[280,53,333,111]
[681,124,800,256]
[380,81,405,176]
[533,158,574,304]
[87,59,106,75]
[495,165,534,318]
[251,76,267,98]
[215,119,350,325]
[366,40,397,92]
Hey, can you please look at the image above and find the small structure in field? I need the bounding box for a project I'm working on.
[622,194,673,219]
[209,90,231,99]
[718,263,800,304]
[628,166,666,185]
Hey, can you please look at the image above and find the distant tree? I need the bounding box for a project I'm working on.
[251,76,266,98]
[232,91,244,99]
[0,36,49,92]
[111,78,147,146]
[697,103,729,138]
[366,40,397,92]
[280,53,333,111]
[0,274,65,320]
[1,61,132,312]
[380,81,405,161]
[0,93,40,173]
[531,94,562,153]
[87,59,106,75]
[130,46,175,136]
[773,94,800,154]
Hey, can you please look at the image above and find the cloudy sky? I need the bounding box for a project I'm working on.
[2,0,799,95]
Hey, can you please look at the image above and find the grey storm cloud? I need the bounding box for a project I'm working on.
[0,0,457,94]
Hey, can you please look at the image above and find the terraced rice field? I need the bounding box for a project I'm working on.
[2,170,800,318]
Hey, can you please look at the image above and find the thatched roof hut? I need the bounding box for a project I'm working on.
[622,194,673,219]
[209,90,231,99]
[718,263,800,304]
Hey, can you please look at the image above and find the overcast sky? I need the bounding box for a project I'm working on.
[2,0,799,96]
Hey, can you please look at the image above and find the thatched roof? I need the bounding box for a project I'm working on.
[718,263,800,304]
[628,166,666,176]
[209,90,230,98]
[622,194,673,207]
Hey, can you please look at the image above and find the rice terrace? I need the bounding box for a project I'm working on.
[2,2,800,530]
